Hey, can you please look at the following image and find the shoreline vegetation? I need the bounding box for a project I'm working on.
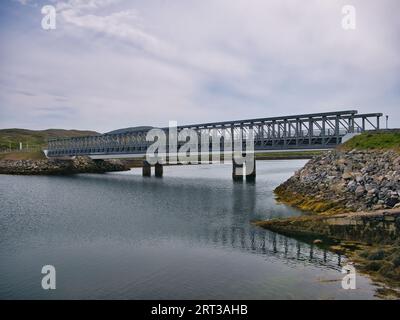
[0,128,98,152]
[255,130,400,297]
[0,128,125,175]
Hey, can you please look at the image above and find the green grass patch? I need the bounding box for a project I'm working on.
[256,150,323,158]
[0,128,99,150]
[340,131,400,151]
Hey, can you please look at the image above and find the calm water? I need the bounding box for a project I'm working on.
[0,160,379,299]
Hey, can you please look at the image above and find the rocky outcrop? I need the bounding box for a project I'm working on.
[258,148,400,292]
[255,209,400,244]
[255,209,400,288]
[275,150,400,213]
[0,156,129,175]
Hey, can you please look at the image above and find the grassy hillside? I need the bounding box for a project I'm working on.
[340,130,400,151]
[0,128,99,151]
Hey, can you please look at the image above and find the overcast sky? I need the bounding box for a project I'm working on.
[0,0,399,132]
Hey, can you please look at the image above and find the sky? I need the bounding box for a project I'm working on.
[0,0,399,133]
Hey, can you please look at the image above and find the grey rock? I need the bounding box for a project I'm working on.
[355,186,366,198]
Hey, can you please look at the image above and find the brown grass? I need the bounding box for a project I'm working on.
[0,151,46,161]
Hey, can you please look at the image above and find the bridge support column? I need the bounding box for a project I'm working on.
[245,156,256,182]
[232,158,244,181]
[155,163,163,177]
[142,160,151,177]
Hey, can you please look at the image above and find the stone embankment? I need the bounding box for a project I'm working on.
[0,156,129,175]
[275,150,400,213]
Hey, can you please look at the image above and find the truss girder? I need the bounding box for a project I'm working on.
[47,111,382,157]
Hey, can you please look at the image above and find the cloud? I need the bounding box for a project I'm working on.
[54,0,249,77]
[1,0,399,131]
[55,0,122,12]
[13,0,31,5]
[60,9,166,55]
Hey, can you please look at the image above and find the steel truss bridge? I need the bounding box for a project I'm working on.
[47,110,382,159]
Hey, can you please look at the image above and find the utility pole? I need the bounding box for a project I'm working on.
[386,115,389,129]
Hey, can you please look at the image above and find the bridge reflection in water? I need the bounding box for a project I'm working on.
[1,159,376,299]
[190,225,343,272]
[62,167,345,275]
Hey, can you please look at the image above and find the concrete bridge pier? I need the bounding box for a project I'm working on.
[155,163,163,177]
[245,156,256,182]
[142,160,151,177]
[232,155,256,181]
[232,159,244,181]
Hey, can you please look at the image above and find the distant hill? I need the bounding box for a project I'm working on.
[0,128,99,151]
[106,126,154,135]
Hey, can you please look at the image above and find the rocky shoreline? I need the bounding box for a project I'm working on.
[255,208,400,244]
[256,148,400,295]
[255,209,400,294]
[0,156,129,175]
[275,149,400,214]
